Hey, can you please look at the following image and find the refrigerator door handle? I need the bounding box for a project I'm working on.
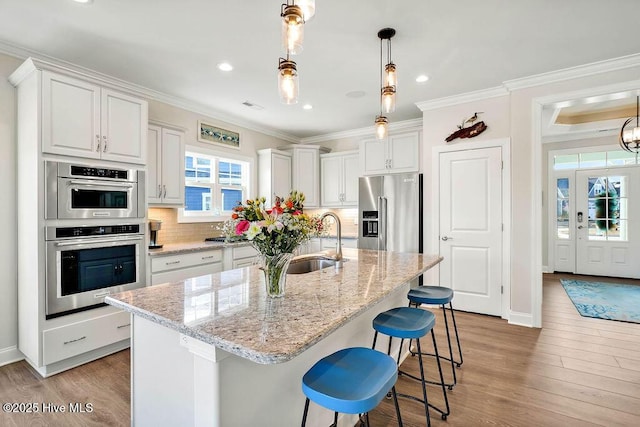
[378,196,387,251]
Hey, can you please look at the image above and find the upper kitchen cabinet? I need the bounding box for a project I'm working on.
[9,59,148,165]
[42,71,147,164]
[360,130,420,175]
[320,150,358,207]
[280,145,330,208]
[148,124,185,205]
[258,148,292,207]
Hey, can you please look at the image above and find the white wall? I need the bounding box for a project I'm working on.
[0,54,21,362]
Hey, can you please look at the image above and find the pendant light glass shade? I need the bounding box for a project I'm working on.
[281,4,304,54]
[297,0,315,20]
[278,58,298,104]
[381,86,396,113]
[620,96,640,153]
[384,62,397,87]
[375,115,388,140]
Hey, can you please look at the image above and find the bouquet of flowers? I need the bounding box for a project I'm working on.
[224,191,323,297]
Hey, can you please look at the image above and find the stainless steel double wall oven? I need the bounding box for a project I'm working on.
[44,161,147,318]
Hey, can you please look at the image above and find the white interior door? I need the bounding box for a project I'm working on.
[575,167,640,278]
[439,147,502,316]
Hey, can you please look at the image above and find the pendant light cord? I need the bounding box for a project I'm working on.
[380,37,383,116]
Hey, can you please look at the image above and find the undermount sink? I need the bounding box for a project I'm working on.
[287,257,344,274]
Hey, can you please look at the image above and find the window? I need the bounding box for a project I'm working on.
[179,149,250,222]
[553,149,639,170]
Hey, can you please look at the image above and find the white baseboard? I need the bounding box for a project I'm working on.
[542,265,551,273]
[508,311,535,328]
[0,346,24,367]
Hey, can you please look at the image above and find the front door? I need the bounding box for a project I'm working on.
[438,146,503,316]
[575,167,640,278]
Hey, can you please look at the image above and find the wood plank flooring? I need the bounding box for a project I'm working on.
[1,273,639,426]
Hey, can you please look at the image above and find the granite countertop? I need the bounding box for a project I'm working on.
[106,248,442,364]
[148,240,252,257]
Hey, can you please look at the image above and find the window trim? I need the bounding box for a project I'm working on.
[178,145,252,223]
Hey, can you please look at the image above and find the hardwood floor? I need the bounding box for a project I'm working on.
[1,273,639,426]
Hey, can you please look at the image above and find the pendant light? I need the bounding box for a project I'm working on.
[281,2,304,55]
[379,28,396,114]
[278,56,298,104]
[374,28,396,138]
[620,95,640,153]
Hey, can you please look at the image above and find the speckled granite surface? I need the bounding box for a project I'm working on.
[106,248,442,364]
[148,240,251,257]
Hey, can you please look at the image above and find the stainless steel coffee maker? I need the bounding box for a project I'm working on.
[149,219,163,249]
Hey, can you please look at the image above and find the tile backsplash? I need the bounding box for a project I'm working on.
[147,207,359,245]
[147,208,223,245]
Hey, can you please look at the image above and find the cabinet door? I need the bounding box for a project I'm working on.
[271,152,292,202]
[342,153,360,206]
[42,71,101,159]
[361,138,387,175]
[293,149,320,207]
[320,155,343,207]
[100,88,147,164]
[147,125,162,204]
[160,128,185,205]
[388,132,420,173]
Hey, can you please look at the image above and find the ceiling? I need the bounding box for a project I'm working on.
[1,0,640,140]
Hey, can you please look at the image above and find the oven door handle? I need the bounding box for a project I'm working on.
[54,235,144,247]
[67,180,134,188]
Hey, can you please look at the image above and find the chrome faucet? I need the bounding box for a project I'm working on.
[320,211,343,262]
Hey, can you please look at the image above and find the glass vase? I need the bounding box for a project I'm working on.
[261,253,294,298]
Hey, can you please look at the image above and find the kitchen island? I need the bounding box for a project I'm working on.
[106,248,442,427]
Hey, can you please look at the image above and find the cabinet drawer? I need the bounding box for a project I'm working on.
[233,245,258,260]
[151,262,223,286]
[42,310,131,365]
[151,249,223,273]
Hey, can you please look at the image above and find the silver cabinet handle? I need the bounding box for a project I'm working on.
[441,236,453,241]
[103,135,108,152]
[117,323,131,329]
[202,255,216,260]
[64,336,86,345]
[163,184,167,198]
[95,134,100,152]
[165,260,181,266]
[158,184,162,198]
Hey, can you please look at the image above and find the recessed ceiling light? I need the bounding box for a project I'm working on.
[416,75,429,83]
[217,62,233,72]
[302,104,313,110]
[72,0,94,4]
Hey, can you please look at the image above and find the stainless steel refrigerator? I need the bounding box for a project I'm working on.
[358,173,423,254]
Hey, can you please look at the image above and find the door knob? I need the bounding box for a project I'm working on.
[577,225,584,229]
[441,236,453,241]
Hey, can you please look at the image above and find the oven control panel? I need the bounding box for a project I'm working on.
[52,224,141,239]
[70,165,129,180]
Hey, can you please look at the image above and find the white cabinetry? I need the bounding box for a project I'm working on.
[42,70,147,164]
[231,245,259,269]
[361,131,420,175]
[320,151,359,207]
[281,146,329,208]
[151,249,223,285]
[258,149,292,206]
[148,124,185,205]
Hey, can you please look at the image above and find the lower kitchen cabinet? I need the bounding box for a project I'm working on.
[150,249,223,285]
[42,310,131,365]
[231,245,259,269]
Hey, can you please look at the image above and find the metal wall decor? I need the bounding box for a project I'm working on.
[445,112,488,142]
[198,121,240,149]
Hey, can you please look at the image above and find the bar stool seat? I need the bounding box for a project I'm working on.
[372,307,449,424]
[301,347,403,426]
[407,285,464,390]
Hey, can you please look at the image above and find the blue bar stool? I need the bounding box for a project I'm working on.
[407,286,464,390]
[372,307,450,424]
[301,347,403,427]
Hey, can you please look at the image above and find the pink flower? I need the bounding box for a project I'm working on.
[235,220,250,235]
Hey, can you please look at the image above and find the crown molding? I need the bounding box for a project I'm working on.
[504,53,640,91]
[415,87,508,112]
[300,118,423,144]
[0,40,299,143]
